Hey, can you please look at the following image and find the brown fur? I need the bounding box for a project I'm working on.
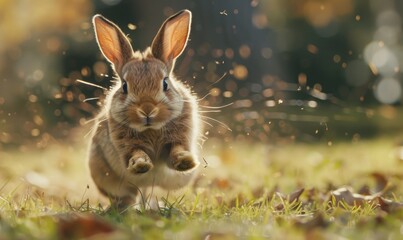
[89,10,200,209]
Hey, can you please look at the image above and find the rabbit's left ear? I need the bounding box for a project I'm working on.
[151,10,191,70]
[93,14,134,73]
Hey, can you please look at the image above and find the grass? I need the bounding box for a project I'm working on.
[0,134,402,239]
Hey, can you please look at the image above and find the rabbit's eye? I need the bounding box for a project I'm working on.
[163,77,168,91]
[122,81,128,94]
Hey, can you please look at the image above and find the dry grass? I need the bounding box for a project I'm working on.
[0,132,402,239]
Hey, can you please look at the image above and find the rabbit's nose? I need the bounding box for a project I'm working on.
[137,103,159,125]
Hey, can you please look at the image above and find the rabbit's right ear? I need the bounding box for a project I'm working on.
[93,15,134,73]
[151,10,191,70]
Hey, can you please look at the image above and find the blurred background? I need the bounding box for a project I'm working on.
[0,0,402,150]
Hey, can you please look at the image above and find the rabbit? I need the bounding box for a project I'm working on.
[88,10,200,209]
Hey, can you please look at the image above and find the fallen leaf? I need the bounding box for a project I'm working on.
[329,187,382,208]
[371,172,389,193]
[357,185,371,196]
[306,188,317,201]
[289,188,305,202]
[376,197,403,213]
[275,188,305,211]
[56,213,115,240]
[228,193,248,208]
[252,186,265,199]
[212,178,231,190]
[204,232,237,240]
[330,187,364,207]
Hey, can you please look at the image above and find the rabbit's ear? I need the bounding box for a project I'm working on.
[151,10,191,69]
[93,15,134,73]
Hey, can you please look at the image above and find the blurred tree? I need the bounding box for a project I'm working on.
[0,0,402,149]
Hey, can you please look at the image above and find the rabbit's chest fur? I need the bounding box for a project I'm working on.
[90,100,196,190]
[108,98,193,159]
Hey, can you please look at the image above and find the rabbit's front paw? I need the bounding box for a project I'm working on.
[127,151,153,174]
[172,151,197,171]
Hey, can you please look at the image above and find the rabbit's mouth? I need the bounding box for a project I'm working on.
[144,116,153,126]
[129,121,165,132]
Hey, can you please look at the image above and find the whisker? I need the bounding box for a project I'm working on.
[206,72,228,88]
[198,110,221,113]
[201,116,232,131]
[84,118,98,125]
[200,135,208,140]
[199,102,234,109]
[84,125,96,138]
[84,117,107,138]
[197,142,204,149]
[200,119,214,128]
[76,79,107,90]
[83,97,100,102]
[196,92,212,102]
[171,94,208,104]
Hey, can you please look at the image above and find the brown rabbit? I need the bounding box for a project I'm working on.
[89,10,200,209]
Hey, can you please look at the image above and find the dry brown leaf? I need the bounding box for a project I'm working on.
[213,178,231,190]
[248,187,267,207]
[56,213,115,240]
[371,172,389,193]
[329,187,382,208]
[252,186,265,199]
[204,232,237,240]
[357,172,390,194]
[275,188,305,211]
[357,185,371,196]
[228,186,274,208]
[228,193,248,208]
[289,188,305,202]
[376,197,403,213]
[306,188,317,201]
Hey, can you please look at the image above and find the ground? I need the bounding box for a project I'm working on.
[0,133,402,240]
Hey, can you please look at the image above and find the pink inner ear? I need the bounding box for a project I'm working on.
[93,15,134,72]
[157,11,191,63]
[94,17,123,65]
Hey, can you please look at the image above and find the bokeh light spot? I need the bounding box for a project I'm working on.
[239,45,251,59]
[261,48,272,59]
[233,65,248,80]
[93,61,108,77]
[307,44,318,54]
[223,91,233,98]
[209,88,221,97]
[128,23,137,31]
[308,101,318,108]
[33,70,44,81]
[298,73,307,86]
[374,78,401,104]
[46,37,62,52]
[31,128,40,137]
[225,48,234,59]
[252,13,268,29]
[333,54,341,63]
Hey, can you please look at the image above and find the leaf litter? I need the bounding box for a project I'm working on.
[1,141,403,239]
